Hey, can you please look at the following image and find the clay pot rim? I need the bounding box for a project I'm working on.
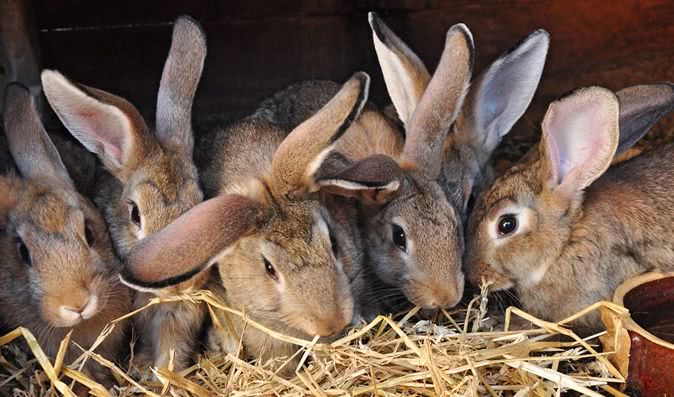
[613,271,674,350]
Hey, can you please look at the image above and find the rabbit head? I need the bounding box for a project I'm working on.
[335,15,475,310]
[0,83,130,342]
[332,14,545,310]
[323,13,473,308]
[122,74,379,339]
[40,16,205,265]
[463,87,621,291]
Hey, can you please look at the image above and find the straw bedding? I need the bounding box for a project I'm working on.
[0,284,630,397]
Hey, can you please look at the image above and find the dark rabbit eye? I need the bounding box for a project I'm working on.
[15,237,31,266]
[328,227,339,257]
[497,214,518,236]
[263,257,278,281]
[128,200,141,227]
[84,222,95,247]
[391,223,407,252]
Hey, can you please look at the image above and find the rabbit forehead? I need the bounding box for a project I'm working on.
[235,205,331,270]
[12,184,83,234]
[385,177,459,227]
[124,158,202,232]
[477,158,542,215]
[127,149,202,205]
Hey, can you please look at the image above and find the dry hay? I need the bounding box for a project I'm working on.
[0,285,630,396]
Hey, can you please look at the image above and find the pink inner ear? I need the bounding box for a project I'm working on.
[75,108,126,166]
[128,194,258,283]
[542,89,619,190]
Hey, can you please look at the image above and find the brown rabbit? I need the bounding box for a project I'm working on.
[464,85,674,333]
[122,73,393,371]
[40,16,206,372]
[0,83,132,387]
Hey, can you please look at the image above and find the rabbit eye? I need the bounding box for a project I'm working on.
[128,200,141,228]
[497,214,518,236]
[263,257,278,281]
[15,237,31,266]
[84,222,95,247]
[391,223,407,252]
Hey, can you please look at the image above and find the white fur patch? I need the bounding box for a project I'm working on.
[223,178,269,205]
[318,178,400,193]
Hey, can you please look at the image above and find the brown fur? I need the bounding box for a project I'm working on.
[41,16,207,372]
[464,87,674,333]
[190,74,372,369]
[1,84,131,387]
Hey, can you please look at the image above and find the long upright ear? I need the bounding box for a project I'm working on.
[456,29,549,166]
[121,194,259,290]
[3,83,75,189]
[540,87,619,198]
[316,153,404,205]
[41,70,151,180]
[368,12,431,127]
[270,72,370,198]
[155,16,206,155]
[404,24,474,179]
[615,83,674,155]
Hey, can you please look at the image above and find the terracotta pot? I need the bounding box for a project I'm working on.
[600,272,674,396]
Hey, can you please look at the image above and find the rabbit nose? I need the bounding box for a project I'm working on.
[422,288,461,309]
[59,294,99,324]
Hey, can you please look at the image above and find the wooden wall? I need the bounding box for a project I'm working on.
[22,0,674,146]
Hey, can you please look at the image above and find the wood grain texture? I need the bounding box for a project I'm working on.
[29,0,674,149]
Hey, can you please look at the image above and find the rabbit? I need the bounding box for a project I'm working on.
[257,15,550,319]
[40,16,206,372]
[0,83,133,388]
[463,84,674,333]
[121,73,400,373]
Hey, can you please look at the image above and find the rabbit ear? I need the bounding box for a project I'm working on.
[270,72,370,199]
[41,70,151,180]
[368,12,431,127]
[541,87,619,198]
[316,154,403,205]
[121,194,259,290]
[615,82,674,155]
[155,16,206,155]
[404,23,474,180]
[456,29,549,166]
[3,83,75,190]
